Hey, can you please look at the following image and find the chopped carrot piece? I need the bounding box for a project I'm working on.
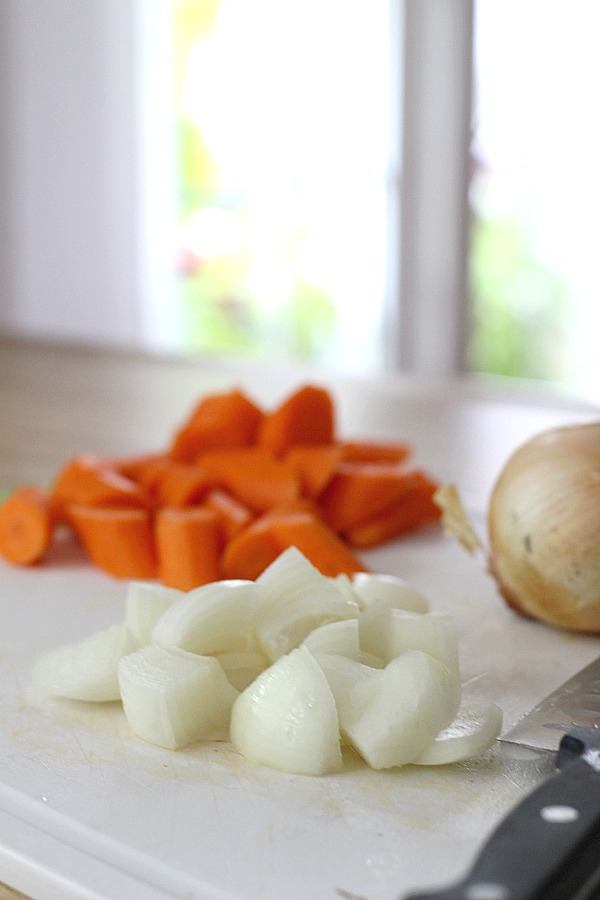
[318,463,429,533]
[221,507,367,580]
[284,443,344,497]
[262,497,321,517]
[345,474,442,547]
[0,486,54,565]
[257,385,335,457]
[268,511,368,577]
[141,460,216,508]
[67,504,157,579]
[113,452,170,483]
[202,489,254,542]
[197,448,300,514]
[51,455,150,520]
[219,498,319,581]
[154,506,223,590]
[169,388,264,461]
[340,440,412,464]
[220,517,284,581]
[122,457,174,494]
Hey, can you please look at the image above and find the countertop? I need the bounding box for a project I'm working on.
[1,335,599,900]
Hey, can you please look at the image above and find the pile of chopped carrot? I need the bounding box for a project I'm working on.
[0,385,441,588]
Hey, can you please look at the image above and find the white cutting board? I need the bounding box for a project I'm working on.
[2,513,600,900]
[2,345,599,899]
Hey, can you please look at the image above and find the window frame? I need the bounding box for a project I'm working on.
[389,0,474,376]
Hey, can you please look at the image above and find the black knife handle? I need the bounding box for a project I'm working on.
[402,753,600,900]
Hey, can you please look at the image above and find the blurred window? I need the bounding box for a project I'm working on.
[171,0,394,372]
[7,1,598,402]
[469,0,600,401]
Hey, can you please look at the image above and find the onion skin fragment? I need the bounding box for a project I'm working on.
[488,421,600,633]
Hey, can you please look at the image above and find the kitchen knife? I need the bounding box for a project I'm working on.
[402,656,600,900]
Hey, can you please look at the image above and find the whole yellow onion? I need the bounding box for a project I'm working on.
[487,421,600,632]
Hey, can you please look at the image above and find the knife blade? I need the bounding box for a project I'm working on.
[402,656,600,900]
[499,656,600,752]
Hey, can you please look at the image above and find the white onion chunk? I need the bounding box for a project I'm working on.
[32,622,138,702]
[337,650,461,769]
[118,645,238,749]
[230,645,342,776]
[152,579,259,655]
[414,700,503,765]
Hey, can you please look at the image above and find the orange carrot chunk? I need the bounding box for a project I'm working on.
[318,463,429,533]
[113,452,170,483]
[340,440,412,464]
[220,518,284,581]
[202,489,254,542]
[218,498,321,579]
[143,460,216,508]
[257,385,335,457]
[261,497,322,517]
[154,506,223,591]
[0,486,54,565]
[67,504,157,579]
[51,455,150,520]
[268,511,368,577]
[284,443,344,498]
[169,388,265,461]
[345,474,442,548]
[197,448,300,514]
[221,506,367,581]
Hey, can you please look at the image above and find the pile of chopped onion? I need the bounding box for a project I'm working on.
[31,547,502,775]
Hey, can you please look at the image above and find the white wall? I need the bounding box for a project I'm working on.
[0,0,177,349]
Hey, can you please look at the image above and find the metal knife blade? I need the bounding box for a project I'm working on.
[499,656,600,752]
[402,656,600,900]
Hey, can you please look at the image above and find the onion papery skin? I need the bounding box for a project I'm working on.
[488,421,600,632]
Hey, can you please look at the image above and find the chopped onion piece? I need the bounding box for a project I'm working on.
[32,623,138,702]
[152,579,259,655]
[256,546,353,607]
[125,581,183,645]
[230,645,342,776]
[414,701,503,765]
[255,547,358,661]
[337,650,461,769]
[302,619,362,660]
[118,645,238,750]
[214,650,269,691]
[359,600,394,659]
[386,609,459,673]
[351,572,429,612]
[331,573,360,604]
[315,653,381,705]
[256,591,359,663]
[359,604,459,673]
[314,654,381,747]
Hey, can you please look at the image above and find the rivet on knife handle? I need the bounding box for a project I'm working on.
[401,744,600,900]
